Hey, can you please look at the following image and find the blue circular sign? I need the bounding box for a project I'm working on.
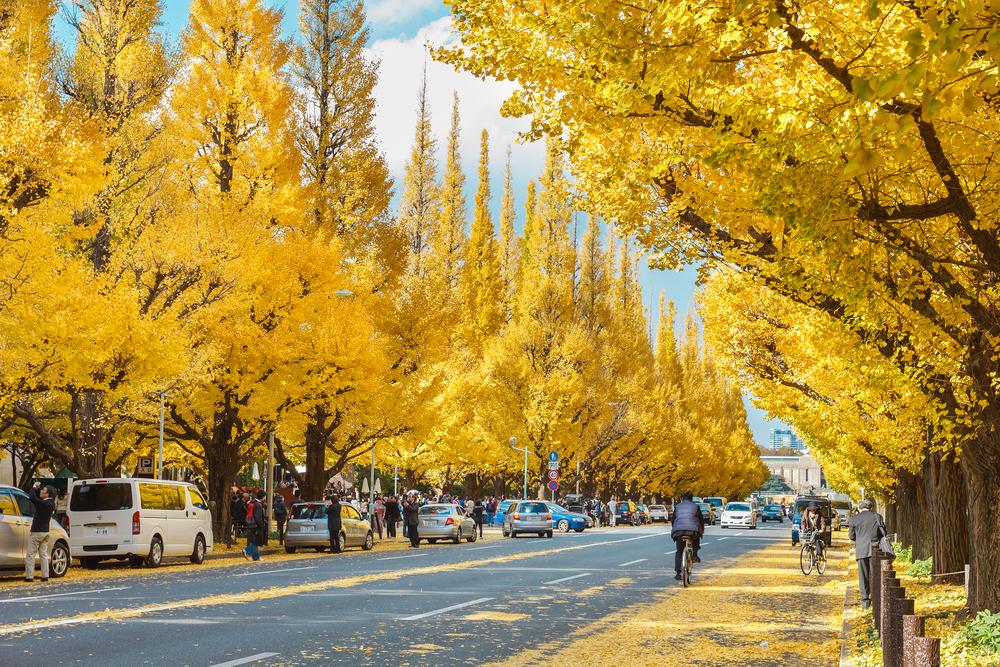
[548,451,559,462]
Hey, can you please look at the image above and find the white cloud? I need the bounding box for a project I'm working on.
[365,0,443,27]
[367,16,544,218]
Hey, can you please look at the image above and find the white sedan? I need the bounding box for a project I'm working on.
[720,502,757,529]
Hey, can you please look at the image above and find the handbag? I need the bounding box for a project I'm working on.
[878,535,895,557]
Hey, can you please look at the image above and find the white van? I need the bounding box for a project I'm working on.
[67,478,214,568]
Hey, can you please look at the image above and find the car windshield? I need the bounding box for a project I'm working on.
[765,505,780,511]
[726,503,751,511]
[499,501,513,511]
[518,503,548,513]
[697,503,710,511]
[419,505,454,515]
[291,504,324,520]
[832,500,852,510]
[706,498,723,507]
[649,505,665,511]
[70,483,133,511]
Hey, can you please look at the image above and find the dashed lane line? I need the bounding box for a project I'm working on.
[208,653,279,667]
[617,558,647,567]
[543,573,591,585]
[401,597,494,620]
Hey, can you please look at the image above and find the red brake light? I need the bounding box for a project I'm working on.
[445,517,454,525]
[546,513,552,520]
[513,513,520,520]
[132,510,141,535]
[61,515,70,535]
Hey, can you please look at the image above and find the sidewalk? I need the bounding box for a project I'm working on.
[489,539,848,667]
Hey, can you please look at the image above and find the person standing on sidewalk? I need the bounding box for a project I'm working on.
[272,494,288,545]
[472,499,485,539]
[848,499,886,610]
[373,496,386,540]
[385,495,400,538]
[325,494,343,553]
[242,492,263,561]
[24,482,55,582]
[403,491,421,548]
[608,497,618,527]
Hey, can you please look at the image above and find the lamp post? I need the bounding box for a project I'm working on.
[266,431,275,539]
[510,436,529,500]
[155,390,171,479]
[576,460,581,495]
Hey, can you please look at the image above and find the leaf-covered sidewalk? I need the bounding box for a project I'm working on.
[490,540,847,667]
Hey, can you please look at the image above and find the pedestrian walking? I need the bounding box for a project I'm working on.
[272,494,288,545]
[24,482,55,582]
[241,492,263,561]
[385,495,400,538]
[325,494,343,553]
[373,496,386,540]
[230,489,246,540]
[403,491,421,548]
[848,499,887,610]
[472,499,485,539]
[608,497,618,527]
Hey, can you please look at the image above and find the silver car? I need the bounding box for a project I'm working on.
[418,504,477,544]
[503,500,554,538]
[284,502,374,553]
[0,484,72,578]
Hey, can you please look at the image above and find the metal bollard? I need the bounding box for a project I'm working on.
[879,561,898,636]
[888,595,914,667]
[881,584,904,667]
[872,545,884,629]
[902,615,925,667]
[912,636,940,667]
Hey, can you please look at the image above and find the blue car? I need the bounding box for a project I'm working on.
[492,500,515,526]
[545,502,590,533]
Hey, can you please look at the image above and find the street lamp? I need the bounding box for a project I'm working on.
[154,390,172,479]
[510,436,529,500]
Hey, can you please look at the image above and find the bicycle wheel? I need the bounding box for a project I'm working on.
[681,547,691,587]
[816,551,827,575]
[800,545,814,575]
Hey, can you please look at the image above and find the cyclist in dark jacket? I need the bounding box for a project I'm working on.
[670,492,705,580]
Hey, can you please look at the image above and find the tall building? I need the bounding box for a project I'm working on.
[769,428,806,452]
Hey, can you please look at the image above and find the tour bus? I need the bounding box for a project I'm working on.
[67,478,214,568]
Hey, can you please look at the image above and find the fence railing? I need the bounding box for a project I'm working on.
[869,544,940,667]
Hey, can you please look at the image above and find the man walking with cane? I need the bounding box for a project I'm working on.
[848,499,886,610]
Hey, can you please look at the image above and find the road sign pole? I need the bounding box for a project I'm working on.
[157,390,165,480]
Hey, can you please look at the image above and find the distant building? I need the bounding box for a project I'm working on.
[760,453,826,495]
[769,428,807,452]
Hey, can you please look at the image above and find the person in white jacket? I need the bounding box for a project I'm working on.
[608,497,618,527]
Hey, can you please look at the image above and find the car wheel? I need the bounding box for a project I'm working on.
[190,534,207,564]
[128,554,144,568]
[502,526,510,537]
[363,531,374,551]
[511,532,518,539]
[81,556,102,569]
[145,536,163,568]
[558,519,570,533]
[428,538,438,544]
[315,546,328,552]
[467,530,477,543]
[574,527,584,533]
[453,528,462,545]
[50,541,70,578]
[285,546,297,554]
[546,531,553,538]
[339,532,347,551]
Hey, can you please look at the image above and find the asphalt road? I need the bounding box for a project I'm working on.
[0,521,797,666]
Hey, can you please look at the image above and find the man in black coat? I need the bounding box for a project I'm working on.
[670,492,705,580]
[25,482,55,582]
[384,495,401,539]
[325,495,342,553]
[848,499,887,609]
[403,491,421,548]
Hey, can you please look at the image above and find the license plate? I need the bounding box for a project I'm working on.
[525,515,537,521]
[89,527,111,536]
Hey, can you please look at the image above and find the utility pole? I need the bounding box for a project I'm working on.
[156,390,168,479]
[510,437,528,500]
[576,460,581,495]
[266,431,275,538]
[369,445,376,530]
[393,463,398,496]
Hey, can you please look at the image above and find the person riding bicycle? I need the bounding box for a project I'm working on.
[671,492,705,580]
[802,503,828,559]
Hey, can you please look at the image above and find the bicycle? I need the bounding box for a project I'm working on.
[680,536,695,587]
[800,530,827,575]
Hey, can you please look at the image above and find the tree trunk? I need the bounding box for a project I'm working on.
[884,498,897,536]
[961,444,1000,612]
[926,451,968,584]
[303,406,330,501]
[894,471,931,560]
[203,408,242,544]
[76,389,108,478]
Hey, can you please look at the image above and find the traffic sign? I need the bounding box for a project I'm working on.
[136,456,154,478]
[547,470,559,481]
[548,451,559,462]
[548,460,559,470]
[547,480,559,491]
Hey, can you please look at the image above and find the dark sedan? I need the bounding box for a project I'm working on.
[760,504,784,523]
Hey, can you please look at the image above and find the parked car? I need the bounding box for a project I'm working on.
[503,501,554,538]
[647,504,670,523]
[418,504,477,544]
[545,502,589,533]
[696,502,716,525]
[760,504,784,523]
[831,499,852,531]
[614,501,644,526]
[720,502,756,529]
[0,484,72,578]
[791,496,833,547]
[284,501,374,553]
[562,493,586,515]
[67,478,213,568]
[493,500,515,526]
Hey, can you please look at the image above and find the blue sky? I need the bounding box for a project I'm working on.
[54,0,788,445]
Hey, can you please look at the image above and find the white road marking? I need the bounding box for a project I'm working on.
[664,550,677,555]
[717,537,729,541]
[401,597,494,620]
[466,545,501,551]
[543,572,591,585]
[208,652,279,667]
[0,586,128,603]
[617,558,647,567]
[377,553,429,561]
[235,566,316,577]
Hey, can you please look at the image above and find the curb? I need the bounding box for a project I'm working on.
[839,556,856,667]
